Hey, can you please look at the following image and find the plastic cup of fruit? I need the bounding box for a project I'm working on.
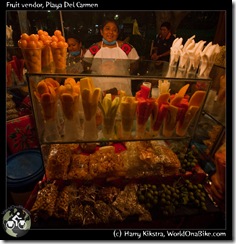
[136,121,147,138]
[121,115,134,139]
[41,45,53,73]
[51,47,67,73]
[102,116,116,140]
[21,48,42,73]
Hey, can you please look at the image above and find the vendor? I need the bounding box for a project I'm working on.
[66,33,86,73]
[83,18,139,95]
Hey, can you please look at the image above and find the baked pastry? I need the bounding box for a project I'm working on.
[54,185,72,220]
[112,183,152,222]
[67,154,90,180]
[68,202,84,225]
[67,184,84,225]
[122,141,181,178]
[89,146,124,178]
[45,144,71,180]
[30,183,58,219]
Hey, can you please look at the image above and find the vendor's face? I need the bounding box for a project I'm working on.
[100,22,119,42]
[67,38,81,52]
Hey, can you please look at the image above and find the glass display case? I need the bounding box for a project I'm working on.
[26,59,211,145]
[23,59,226,229]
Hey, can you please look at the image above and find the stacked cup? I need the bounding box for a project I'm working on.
[50,30,68,73]
[18,33,43,73]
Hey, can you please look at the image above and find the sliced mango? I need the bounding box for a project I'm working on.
[44,78,59,89]
[157,93,170,105]
[41,93,53,104]
[163,104,179,137]
[37,80,49,95]
[80,77,94,92]
[176,105,199,136]
[48,85,57,100]
[188,90,206,107]
[60,93,75,120]
[64,77,76,86]
[177,83,190,97]
[170,95,183,106]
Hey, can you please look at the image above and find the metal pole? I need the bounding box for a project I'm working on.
[59,11,65,37]
[17,11,29,34]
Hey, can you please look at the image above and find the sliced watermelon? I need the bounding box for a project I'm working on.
[175,99,189,125]
[151,103,169,131]
[140,84,151,99]
[136,98,155,125]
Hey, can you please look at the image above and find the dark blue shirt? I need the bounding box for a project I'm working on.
[154,33,175,62]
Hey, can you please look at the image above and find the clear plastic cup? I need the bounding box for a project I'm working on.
[102,116,116,139]
[51,47,67,73]
[41,45,54,73]
[21,48,42,73]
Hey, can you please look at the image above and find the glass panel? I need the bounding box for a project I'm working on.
[26,63,211,144]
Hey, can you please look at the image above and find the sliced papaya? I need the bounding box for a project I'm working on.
[41,93,53,103]
[37,80,49,95]
[163,104,179,137]
[157,93,170,105]
[61,93,74,104]
[176,105,199,136]
[188,90,206,107]
[152,103,169,131]
[170,95,183,106]
[44,78,59,89]
[64,77,76,86]
[177,83,190,97]
[80,77,94,93]
[60,93,75,120]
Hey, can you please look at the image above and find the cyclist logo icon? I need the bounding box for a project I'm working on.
[2,206,31,238]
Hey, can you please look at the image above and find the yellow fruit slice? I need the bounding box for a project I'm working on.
[92,88,101,104]
[64,77,76,86]
[177,84,190,97]
[170,95,183,106]
[120,101,130,115]
[102,94,112,115]
[163,104,179,137]
[125,96,136,103]
[188,90,206,107]
[80,77,94,92]
[176,105,199,136]
[73,84,80,95]
[157,93,170,104]
[81,89,91,120]
[37,80,49,95]
[41,93,53,103]
[91,88,101,116]
[60,93,75,120]
[44,78,59,89]
[61,93,74,103]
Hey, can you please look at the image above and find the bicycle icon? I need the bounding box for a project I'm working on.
[5,212,27,230]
